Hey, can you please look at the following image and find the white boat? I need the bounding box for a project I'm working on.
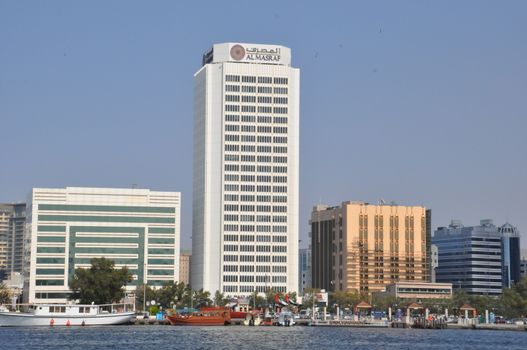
[275,311,295,326]
[0,303,135,327]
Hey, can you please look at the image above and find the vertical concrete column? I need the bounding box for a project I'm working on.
[388,307,392,321]
[485,310,489,324]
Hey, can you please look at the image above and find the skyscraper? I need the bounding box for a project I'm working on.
[0,203,26,280]
[499,223,521,288]
[191,43,299,296]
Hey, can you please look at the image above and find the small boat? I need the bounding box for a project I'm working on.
[166,309,230,326]
[243,311,262,326]
[0,303,135,327]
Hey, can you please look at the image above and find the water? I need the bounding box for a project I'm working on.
[1,325,526,350]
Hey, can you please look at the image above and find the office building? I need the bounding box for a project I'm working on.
[299,248,311,294]
[23,187,180,303]
[0,205,11,279]
[433,220,503,295]
[431,244,438,283]
[0,203,26,280]
[191,43,300,296]
[521,249,527,278]
[499,223,521,287]
[310,201,431,294]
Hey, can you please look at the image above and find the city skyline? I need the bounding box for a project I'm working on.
[1,1,526,251]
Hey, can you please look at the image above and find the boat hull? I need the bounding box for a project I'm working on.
[0,312,135,327]
[166,313,229,326]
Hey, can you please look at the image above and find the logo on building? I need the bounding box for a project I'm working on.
[230,45,246,61]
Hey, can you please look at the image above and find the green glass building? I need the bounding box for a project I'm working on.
[24,187,180,303]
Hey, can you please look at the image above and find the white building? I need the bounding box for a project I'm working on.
[23,187,180,303]
[191,43,300,296]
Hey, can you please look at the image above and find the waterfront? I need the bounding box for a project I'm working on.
[1,325,527,350]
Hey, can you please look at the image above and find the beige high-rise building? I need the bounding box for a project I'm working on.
[310,201,431,294]
[179,252,191,285]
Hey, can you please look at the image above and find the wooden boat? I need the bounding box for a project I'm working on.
[166,309,230,326]
[0,303,135,327]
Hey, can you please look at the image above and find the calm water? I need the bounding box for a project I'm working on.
[1,325,526,350]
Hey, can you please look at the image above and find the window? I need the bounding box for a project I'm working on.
[225,95,240,102]
[226,75,240,82]
[242,75,256,83]
[225,105,240,112]
[226,85,240,92]
[242,85,256,93]
[258,76,272,84]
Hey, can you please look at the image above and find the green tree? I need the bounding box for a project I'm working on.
[0,283,11,305]
[69,258,132,305]
[135,283,157,311]
[214,290,229,307]
[193,288,212,308]
[248,290,266,309]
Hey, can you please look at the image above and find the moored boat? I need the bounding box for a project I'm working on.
[0,303,135,327]
[166,309,230,326]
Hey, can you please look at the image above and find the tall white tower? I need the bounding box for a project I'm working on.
[191,43,299,296]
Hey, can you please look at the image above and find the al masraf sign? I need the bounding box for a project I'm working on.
[210,43,291,65]
[230,44,282,63]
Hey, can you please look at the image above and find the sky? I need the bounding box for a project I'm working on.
[1,1,526,251]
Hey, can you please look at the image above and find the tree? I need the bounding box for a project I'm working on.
[193,289,212,308]
[69,257,132,305]
[0,283,11,305]
[135,283,156,311]
[248,290,266,309]
[214,290,229,307]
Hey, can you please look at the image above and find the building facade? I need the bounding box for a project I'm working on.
[0,203,26,280]
[298,248,311,295]
[179,251,191,285]
[310,201,431,294]
[23,187,180,303]
[431,244,438,283]
[433,220,503,295]
[499,223,521,287]
[378,281,453,301]
[521,249,527,278]
[191,43,300,296]
[0,204,11,279]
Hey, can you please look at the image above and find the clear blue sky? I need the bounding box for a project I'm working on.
[1,1,526,250]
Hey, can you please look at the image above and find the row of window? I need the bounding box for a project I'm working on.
[224,234,287,242]
[224,155,288,163]
[224,125,289,134]
[225,105,288,114]
[223,184,288,192]
[223,194,287,203]
[224,175,288,183]
[225,75,288,85]
[225,95,288,104]
[224,245,287,252]
[224,166,288,174]
[223,286,287,293]
[224,135,288,143]
[224,144,288,153]
[224,115,288,124]
[223,255,288,262]
[223,225,288,233]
